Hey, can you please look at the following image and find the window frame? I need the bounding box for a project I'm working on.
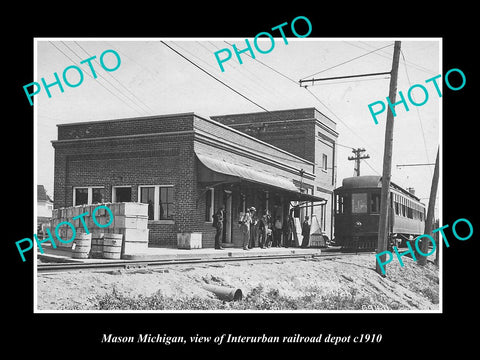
[322,153,328,172]
[370,192,381,214]
[112,186,133,203]
[138,185,175,223]
[73,186,105,206]
[351,192,368,214]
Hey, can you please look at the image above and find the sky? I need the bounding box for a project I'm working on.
[35,38,441,212]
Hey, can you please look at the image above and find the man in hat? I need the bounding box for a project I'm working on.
[301,216,311,248]
[213,206,225,250]
[249,206,259,249]
[239,208,252,250]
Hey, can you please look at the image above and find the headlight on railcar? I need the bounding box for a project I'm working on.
[355,221,362,227]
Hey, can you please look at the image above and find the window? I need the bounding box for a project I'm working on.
[370,193,380,213]
[74,188,88,206]
[205,188,214,222]
[74,187,105,206]
[139,185,175,221]
[160,187,175,220]
[92,188,105,204]
[336,194,344,214]
[352,193,368,213]
[113,187,132,202]
[322,154,328,171]
[140,186,155,220]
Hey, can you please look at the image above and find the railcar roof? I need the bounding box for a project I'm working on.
[337,176,423,203]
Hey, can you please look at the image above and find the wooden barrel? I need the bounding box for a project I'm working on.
[72,233,92,259]
[103,233,123,259]
[90,233,104,259]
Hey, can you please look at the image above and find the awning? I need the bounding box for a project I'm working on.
[195,148,326,202]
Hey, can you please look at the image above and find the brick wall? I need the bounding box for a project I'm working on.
[53,114,199,247]
[57,113,195,140]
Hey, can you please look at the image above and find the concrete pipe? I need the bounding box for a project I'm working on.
[203,284,243,301]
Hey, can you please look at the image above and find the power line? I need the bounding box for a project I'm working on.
[48,42,144,115]
[160,41,272,114]
[400,49,432,175]
[223,41,299,86]
[61,41,150,115]
[345,41,437,76]
[200,41,292,108]
[363,159,381,175]
[300,43,394,80]
[73,41,156,114]
[305,87,380,158]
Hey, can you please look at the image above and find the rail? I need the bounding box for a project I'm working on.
[37,251,371,274]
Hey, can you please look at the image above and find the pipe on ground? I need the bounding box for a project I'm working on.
[203,284,243,301]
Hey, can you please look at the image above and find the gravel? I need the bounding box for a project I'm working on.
[36,253,439,311]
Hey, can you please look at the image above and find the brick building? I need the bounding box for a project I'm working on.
[211,107,338,238]
[51,107,337,248]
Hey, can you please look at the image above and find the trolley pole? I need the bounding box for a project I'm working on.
[376,41,402,276]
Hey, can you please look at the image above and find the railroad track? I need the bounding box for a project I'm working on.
[37,251,373,274]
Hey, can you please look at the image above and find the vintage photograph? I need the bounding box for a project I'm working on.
[33,38,441,312]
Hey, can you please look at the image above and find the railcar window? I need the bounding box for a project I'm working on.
[352,193,368,213]
[371,193,381,213]
[335,194,343,214]
[407,206,413,219]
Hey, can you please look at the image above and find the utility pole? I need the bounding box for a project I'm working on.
[418,147,440,266]
[348,148,370,176]
[376,41,402,276]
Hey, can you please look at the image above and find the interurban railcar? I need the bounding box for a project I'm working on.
[333,176,425,250]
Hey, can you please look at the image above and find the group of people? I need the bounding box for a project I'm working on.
[213,206,311,250]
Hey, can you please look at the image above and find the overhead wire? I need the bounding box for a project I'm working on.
[162,40,384,175]
[195,41,287,109]
[346,41,437,76]
[400,49,433,176]
[61,41,150,115]
[48,41,144,116]
[204,41,294,107]
[73,41,156,115]
[300,43,394,80]
[160,40,272,114]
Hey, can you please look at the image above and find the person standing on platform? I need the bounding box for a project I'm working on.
[249,207,259,249]
[301,216,311,248]
[283,216,292,248]
[213,206,225,250]
[259,210,272,248]
[239,208,252,250]
[273,216,283,247]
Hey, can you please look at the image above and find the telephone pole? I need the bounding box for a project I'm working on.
[348,148,370,176]
[376,41,402,276]
[418,147,440,266]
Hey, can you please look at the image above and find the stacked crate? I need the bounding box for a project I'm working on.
[49,202,149,258]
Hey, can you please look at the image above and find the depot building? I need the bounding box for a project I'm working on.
[51,107,338,248]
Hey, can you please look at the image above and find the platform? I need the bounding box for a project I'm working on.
[37,244,329,264]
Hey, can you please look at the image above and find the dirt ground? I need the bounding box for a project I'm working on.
[36,252,440,311]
